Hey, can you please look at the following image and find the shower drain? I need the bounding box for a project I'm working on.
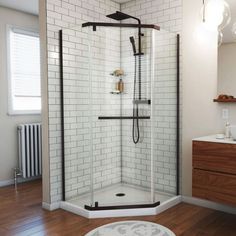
[116,193,125,197]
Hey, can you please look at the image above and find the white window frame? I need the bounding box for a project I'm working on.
[7,25,41,115]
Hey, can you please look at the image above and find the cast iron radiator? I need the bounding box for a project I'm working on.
[17,123,42,178]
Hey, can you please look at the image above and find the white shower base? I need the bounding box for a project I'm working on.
[60,183,181,218]
[68,183,173,207]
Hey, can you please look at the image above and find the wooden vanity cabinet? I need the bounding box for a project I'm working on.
[192,141,236,206]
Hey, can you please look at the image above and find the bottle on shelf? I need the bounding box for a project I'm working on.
[225,122,231,139]
[116,79,124,93]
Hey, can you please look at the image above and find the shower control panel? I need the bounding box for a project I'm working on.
[133,99,151,105]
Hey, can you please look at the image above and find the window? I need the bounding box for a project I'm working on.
[8,26,41,115]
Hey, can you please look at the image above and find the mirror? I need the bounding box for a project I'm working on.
[217,0,236,99]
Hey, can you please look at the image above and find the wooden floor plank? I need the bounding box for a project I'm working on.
[0,180,236,235]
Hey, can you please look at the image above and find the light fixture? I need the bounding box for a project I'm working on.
[232,22,236,40]
[202,0,231,31]
[218,30,223,46]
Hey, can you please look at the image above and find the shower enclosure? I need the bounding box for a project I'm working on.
[60,13,180,213]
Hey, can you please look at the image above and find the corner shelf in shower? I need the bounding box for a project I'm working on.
[98,116,150,120]
[110,91,122,95]
[110,91,127,95]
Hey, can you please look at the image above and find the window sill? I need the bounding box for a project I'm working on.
[8,110,41,116]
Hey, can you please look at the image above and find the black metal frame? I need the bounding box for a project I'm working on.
[59,30,66,201]
[176,34,180,196]
[84,201,160,211]
[98,116,150,120]
[59,27,181,209]
[82,22,160,31]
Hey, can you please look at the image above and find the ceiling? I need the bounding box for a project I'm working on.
[112,0,132,3]
[0,0,132,15]
[0,0,234,43]
[0,0,38,15]
[222,0,236,43]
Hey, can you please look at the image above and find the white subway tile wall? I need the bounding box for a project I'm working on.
[63,26,122,199]
[119,0,182,195]
[120,28,153,190]
[152,30,178,194]
[120,28,178,195]
[46,0,182,204]
[47,0,120,203]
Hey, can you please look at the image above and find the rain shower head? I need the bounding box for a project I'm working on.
[106,11,133,21]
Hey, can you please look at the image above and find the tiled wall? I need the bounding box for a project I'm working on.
[120,0,182,196]
[46,0,120,203]
[121,0,182,32]
[120,28,152,189]
[120,28,178,194]
[152,30,178,194]
[63,26,122,199]
[46,0,182,205]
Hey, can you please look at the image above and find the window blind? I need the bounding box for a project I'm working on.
[9,27,41,113]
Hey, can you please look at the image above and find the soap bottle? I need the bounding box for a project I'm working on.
[225,122,230,139]
[117,79,124,93]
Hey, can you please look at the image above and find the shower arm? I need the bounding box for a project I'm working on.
[128,16,143,101]
[129,16,143,55]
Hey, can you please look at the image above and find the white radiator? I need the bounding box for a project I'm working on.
[17,123,42,178]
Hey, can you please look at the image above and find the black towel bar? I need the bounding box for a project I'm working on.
[98,116,150,120]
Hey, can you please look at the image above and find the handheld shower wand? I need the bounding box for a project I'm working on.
[129,36,141,144]
[129,36,137,55]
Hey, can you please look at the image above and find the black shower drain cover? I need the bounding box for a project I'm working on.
[116,193,125,197]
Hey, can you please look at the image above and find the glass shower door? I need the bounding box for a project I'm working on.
[88,26,122,207]
[62,25,94,207]
[62,24,179,210]
[151,29,178,199]
[87,26,157,208]
[120,27,155,206]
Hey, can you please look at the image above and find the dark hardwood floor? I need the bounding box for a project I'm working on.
[0,180,236,235]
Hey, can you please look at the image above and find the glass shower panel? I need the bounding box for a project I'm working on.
[88,26,122,207]
[62,24,178,209]
[62,26,94,205]
[151,29,178,198]
[120,28,154,205]
[88,26,155,207]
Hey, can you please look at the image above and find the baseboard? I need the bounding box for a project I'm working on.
[156,196,182,215]
[0,179,14,187]
[0,176,41,187]
[182,196,236,215]
[42,201,60,211]
[60,201,90,218]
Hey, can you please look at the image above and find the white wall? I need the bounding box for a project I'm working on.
[182,0,219,196]
[218,43,236,96]
[217,42,236,129]
[39,0,50,204]
[0,7,41,185]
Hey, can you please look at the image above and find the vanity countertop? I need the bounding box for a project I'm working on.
[193,135,236,144]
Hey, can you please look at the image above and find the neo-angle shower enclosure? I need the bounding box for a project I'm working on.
[60,12,180,212]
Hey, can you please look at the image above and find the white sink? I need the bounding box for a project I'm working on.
[230,125,236,140]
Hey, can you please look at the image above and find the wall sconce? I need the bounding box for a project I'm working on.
[232,22,236,41]
[218,30,223,46]
[202,0,231,31]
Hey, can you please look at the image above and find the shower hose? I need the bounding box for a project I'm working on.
[132,55,141,144]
